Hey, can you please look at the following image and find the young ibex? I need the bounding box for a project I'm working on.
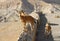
[16,10,37,32]
[45,23,51,39]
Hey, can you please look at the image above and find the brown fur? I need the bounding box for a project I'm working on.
[45,23,51,39]
[17,10,36,32]
[45,26,51,34]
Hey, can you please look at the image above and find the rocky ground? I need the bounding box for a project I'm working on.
[0,0,60,41]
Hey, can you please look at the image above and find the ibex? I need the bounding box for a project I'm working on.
[45,23,51,39]
[16,10,37,32]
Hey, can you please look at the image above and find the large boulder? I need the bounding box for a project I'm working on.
[0,21,37,41]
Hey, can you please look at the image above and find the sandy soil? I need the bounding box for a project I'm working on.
[0,21,24,41]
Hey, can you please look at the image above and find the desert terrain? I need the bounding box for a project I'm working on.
[0,0,60,41]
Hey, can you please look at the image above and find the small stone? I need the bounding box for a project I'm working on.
[55,15,60,18]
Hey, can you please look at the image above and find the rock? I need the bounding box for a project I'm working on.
[39,1,53,14]
[0,0,22,22]
[0,20,37,41]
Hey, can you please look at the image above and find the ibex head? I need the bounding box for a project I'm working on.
[16,10,25,16]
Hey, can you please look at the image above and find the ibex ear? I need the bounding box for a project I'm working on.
[15,9,24,14]
[20,10,24,13]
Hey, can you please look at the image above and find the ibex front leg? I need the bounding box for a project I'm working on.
[23,22,28,33]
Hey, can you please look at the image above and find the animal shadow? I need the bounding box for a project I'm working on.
[35,12,54,41]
